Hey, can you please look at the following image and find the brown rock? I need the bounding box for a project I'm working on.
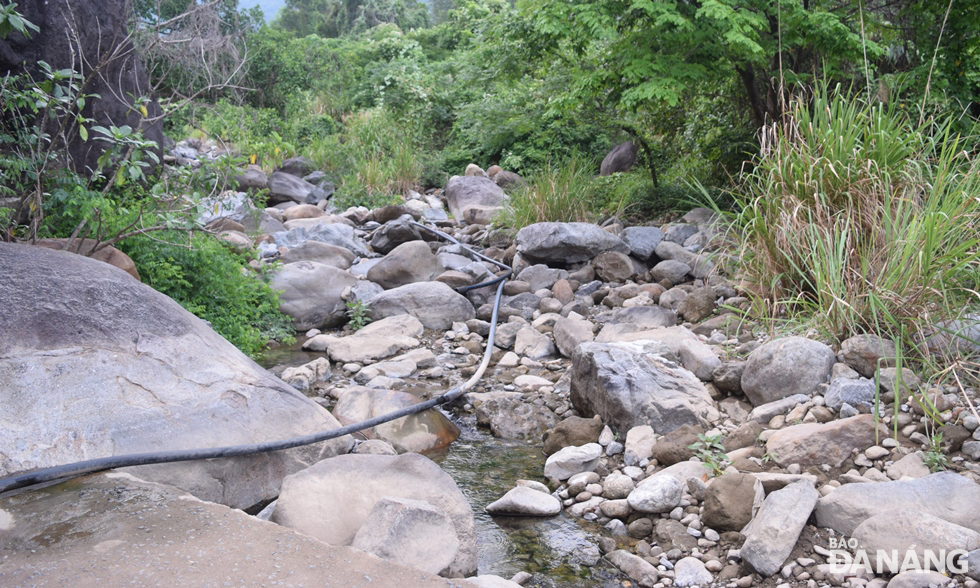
[34,237,140,281]
[282,203,326,221]
[542,415,604,456]
[677,286,716,323]
[839,333,896,378]
[552,278,575,305]
[650,424,702,466]
[702,473,764,532]
[593,251,635,283]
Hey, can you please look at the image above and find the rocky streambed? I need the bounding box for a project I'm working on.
[4,154,980,587]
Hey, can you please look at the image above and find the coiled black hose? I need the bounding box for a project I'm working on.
[0,220,511,494]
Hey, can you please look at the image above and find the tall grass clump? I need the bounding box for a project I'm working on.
[498,156,615,227]
[724,83,980,349]
[324,108,424,209]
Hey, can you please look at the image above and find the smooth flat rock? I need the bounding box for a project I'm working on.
[544,443,603,480]
[351,496,460,576]
[271,453,476,578]
[815,471,980,536]
[0,472,459,588]
[485,486,562,517]
[741,479,819,576]
[851,509,980,572]
[765,414,887,468]
[332,386,460,453]
[369,282,476,331]
[0,243,352,509]
[327,315,424,363]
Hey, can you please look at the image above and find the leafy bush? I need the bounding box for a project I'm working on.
[717,84,980,349]
[120,233,295,357]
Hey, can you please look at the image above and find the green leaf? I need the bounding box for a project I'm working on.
[78,125,88,141]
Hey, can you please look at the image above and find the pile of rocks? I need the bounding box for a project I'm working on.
[5,153,980,588]
[239,157,980,587]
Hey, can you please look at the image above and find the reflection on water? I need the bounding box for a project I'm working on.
[431,414,624,587]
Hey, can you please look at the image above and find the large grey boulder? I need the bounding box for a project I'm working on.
[0,473,461,588]
[0,243,352,509]
[600,141,638,176]
[516,222,630,265]
[332,386,460,453]
[570,340,717,434]
[741,336,836,406]
[369,282,476,330]
[367,240,443,289]
[815,472,980,536]
[351,496,461,576]
[444,176,507,225]
[270,261,358,330]
[741,480,819,577]
[268,171,317,205]
[271,453,476,578]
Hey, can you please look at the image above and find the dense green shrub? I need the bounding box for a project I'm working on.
[120,233,295,357]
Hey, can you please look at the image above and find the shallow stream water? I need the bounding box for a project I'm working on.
[258,345,626,587]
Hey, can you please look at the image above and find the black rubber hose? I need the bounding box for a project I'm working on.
[0,220,511,495]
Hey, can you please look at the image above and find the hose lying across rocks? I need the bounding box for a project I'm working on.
[0,221,511,495]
